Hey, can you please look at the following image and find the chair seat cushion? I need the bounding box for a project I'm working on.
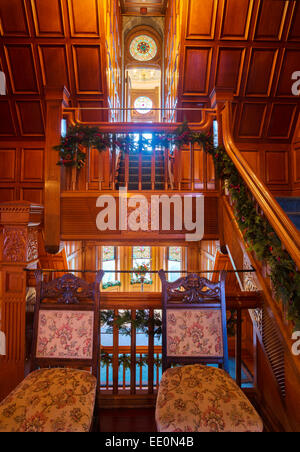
[156,364,263,432]
[0,368,97,432]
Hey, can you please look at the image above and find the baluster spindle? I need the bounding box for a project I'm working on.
[130,310,137,395]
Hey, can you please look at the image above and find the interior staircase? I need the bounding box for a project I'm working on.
[117,150,165,190]
[276,197,300,231]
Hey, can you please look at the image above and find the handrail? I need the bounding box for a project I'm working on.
[221,101,300,269]
[63,108,215,130]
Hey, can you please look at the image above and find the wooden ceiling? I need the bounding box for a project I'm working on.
[176,0,300,145]
[0,0,299,144]
[120,0,167,16]
[0,0,109,139]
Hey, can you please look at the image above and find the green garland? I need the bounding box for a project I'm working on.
[209,144,300,329]
[102,280,121,290]
[130,278,153,285]
[100,351,162,370]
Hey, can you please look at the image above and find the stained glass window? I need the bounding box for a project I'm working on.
[134,96,153,115]
[102,246,116,284]
[132,246,151,281]
[168,247,181,262]
[130,35,157,62]
[168,247,182,282]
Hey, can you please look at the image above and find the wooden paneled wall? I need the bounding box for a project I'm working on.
[0,141,45,204]
[0,0,118,202]
[173,0,300,194]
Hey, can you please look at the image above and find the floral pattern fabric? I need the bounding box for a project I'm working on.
[167,309,223,357]
[0,368,97,432]
[36,310,94,360]
[156,365,263,432]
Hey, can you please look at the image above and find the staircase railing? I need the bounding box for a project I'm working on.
[221,102,300,269]
[61,107,216,193]
[219,100,300,429]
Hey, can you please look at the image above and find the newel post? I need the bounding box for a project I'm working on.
[210,88,234,255]
[44,86,70,254]
[0,201,43,400]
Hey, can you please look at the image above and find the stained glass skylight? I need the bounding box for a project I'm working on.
[130,35,157,62]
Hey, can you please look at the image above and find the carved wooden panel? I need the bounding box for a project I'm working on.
[245,48,278,97]
[73,45,103,94]
[220,0,253,40]
[4,44,39,94]
[215,47,245,94]
[68,0,100,37]
[186,0,218,40]
[31,0,65,37]
[265,151,289,185]
[183,47,212,95]
[254,0,288,41]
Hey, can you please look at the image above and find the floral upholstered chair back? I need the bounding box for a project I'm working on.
[31,271,104,377]
[159,270,229,373]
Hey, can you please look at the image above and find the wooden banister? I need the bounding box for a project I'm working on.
[221,101,300,269]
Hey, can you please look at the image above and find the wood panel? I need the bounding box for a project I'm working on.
[60,193,219,241]
[0,149,16,181]
[186,0,218,40]
[68,0,100,37]
[254,0,288,41]
[183,47,212,95]
[0,100,17,136]
[237,103,267,138]
[73,45,103,94]
[38,45,70,89]
[276,49,300,97]
[215,47,245,94]
[4,44,39,94]
[265,150,289,185]
[31,0,65,37]
[267,103,297,139]
[21,148,44,182]
[0,0,29,36]
[0,143,45,204]
[245,49,278,97]
[288,1,300,41]
[15,101,44,136]
[220,0,253,40]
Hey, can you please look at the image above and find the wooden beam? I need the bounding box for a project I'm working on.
[44,87,70,254]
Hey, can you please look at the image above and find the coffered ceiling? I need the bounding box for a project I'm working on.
[0,0,299,144]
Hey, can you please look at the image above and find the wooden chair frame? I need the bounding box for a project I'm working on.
[159,269,229,373]
[31,270,104,379]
